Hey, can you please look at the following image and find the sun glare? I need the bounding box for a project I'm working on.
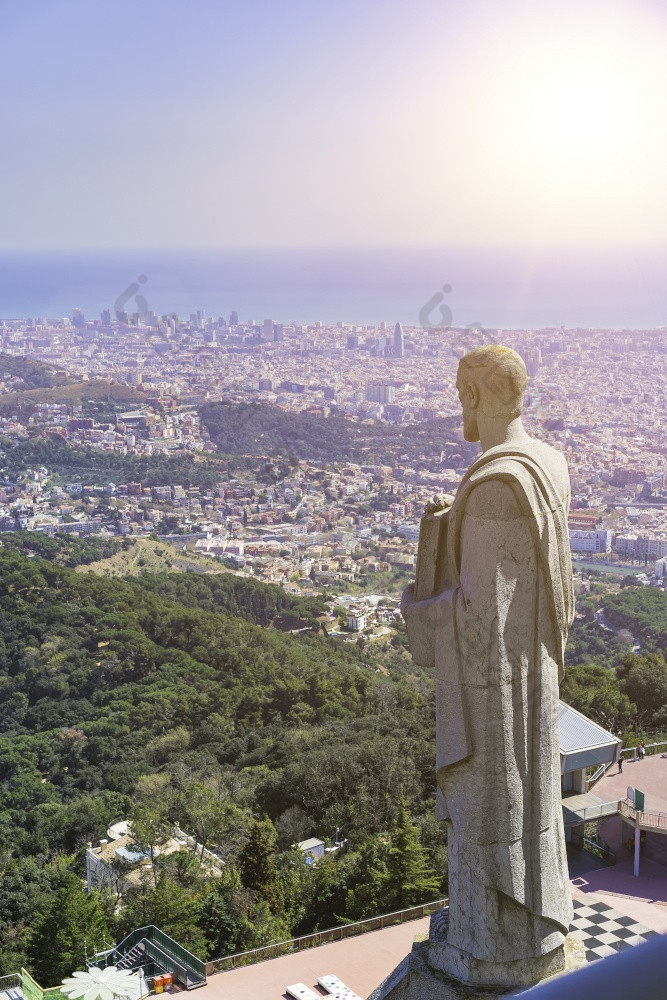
[446,8,667,243]
[520,52,646,174]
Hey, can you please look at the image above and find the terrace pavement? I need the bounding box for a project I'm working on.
[192,756,667,1000]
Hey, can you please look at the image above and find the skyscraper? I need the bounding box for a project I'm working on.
[393,321,404,357]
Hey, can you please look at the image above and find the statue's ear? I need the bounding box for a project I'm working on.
[466,381,480,409]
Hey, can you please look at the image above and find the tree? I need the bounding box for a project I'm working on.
[382,793,439,911]
[129,805,173,887]
[198,868,247,959]
[118,873,206,957]
[179,783,241,863]
[618,653,667,728]
[238,820,283,915]
[27,873,110,985]
[560,664,636,735]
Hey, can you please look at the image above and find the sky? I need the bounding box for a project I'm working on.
[2,0,667,250]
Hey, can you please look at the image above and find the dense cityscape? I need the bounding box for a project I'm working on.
[0,311,665,614]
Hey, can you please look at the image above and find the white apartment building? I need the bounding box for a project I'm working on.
[569,529,612,553]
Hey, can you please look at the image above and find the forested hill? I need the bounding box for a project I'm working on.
[0,354,64,391]
[1,539,666,977]
[0,378,146,416]
[604,587,667,652]
[199,401,477,468]
[0,545,439,974]
[0,434,234,487]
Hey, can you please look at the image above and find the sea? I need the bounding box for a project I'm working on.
[1,245,666,330]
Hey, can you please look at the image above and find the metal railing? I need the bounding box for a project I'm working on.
[208,898,447,974]
[619,798,667,831]
[586,760,615,789]
[563,799,620,824]
[620,740,667,760]
[0,975,21,997]
[582,837,616,864]
[94,926,206,989]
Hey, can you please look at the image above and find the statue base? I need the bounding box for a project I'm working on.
[368,909,586,1000]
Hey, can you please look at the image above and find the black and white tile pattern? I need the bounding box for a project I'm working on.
[570,897,661,961]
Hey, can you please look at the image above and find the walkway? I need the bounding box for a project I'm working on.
[598,752,667,860]
[598,752,667,813]
[189,853,667,1000]
[192,918,430,1000]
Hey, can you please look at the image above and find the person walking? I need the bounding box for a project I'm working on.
[618,755,623,774]
[638,741,646,761]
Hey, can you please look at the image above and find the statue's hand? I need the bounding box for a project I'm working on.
[400,583,415,618]
[401,585,454,629]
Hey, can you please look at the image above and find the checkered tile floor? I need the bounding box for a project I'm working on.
[571,897,660,961]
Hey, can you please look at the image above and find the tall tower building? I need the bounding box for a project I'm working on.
[393,321,404,357]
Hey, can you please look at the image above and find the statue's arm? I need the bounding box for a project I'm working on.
[401,581,456,630]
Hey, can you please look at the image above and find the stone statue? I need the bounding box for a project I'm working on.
[401,345,576,990]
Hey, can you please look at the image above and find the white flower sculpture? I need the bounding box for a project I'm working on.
[61,966,142,1000]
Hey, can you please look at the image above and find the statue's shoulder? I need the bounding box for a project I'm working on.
[472,440,569,496]
[464,475,523,520]
[462,441,570,519]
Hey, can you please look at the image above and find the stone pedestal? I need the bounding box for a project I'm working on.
[368,909,587,1000]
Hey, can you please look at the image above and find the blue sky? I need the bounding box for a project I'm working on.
[2,0,666,249]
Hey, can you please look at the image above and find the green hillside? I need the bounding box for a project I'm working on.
[0,354,64,391]
[0,545,440,974]
[0,378,146,415]
[199,401,477,468]
[1,534,664,978]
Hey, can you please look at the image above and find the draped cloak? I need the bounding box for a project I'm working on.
[433,443,575,963]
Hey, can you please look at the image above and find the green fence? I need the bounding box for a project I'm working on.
[21,970,68,1000]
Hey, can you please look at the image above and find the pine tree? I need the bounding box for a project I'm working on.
[383,793,439,911]
[27,873,110,986]
[238,820,283,915]
[118,873,207,958]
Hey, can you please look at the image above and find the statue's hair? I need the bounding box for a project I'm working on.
[458,345,527,419]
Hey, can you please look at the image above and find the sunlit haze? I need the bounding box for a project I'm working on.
[2,0,667,250]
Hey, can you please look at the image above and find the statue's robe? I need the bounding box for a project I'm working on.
[434,443,574,966]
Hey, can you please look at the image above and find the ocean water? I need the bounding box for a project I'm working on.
[1,245,666,329]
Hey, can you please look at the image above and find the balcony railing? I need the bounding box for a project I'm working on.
[619,798,667,831]
[0,974,22,1000]
[208,898,447,974]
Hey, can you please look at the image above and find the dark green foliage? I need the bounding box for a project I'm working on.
[238,820,283,915]
[603,589,667,653]
[26,872,111,985]
[382,793,440,911]
[0,531,128,567]
[200,402,475,469]
[0,435,231,489]
[117,873,207,958]
[560,664,636,735]
[617,653,667,728]
[135,572,327,629]
[564,618,624,667]
[0,547,439,966]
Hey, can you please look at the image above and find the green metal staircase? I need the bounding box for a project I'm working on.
[91,926,206,990]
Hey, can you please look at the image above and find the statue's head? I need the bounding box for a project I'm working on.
[456,345,527,441]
